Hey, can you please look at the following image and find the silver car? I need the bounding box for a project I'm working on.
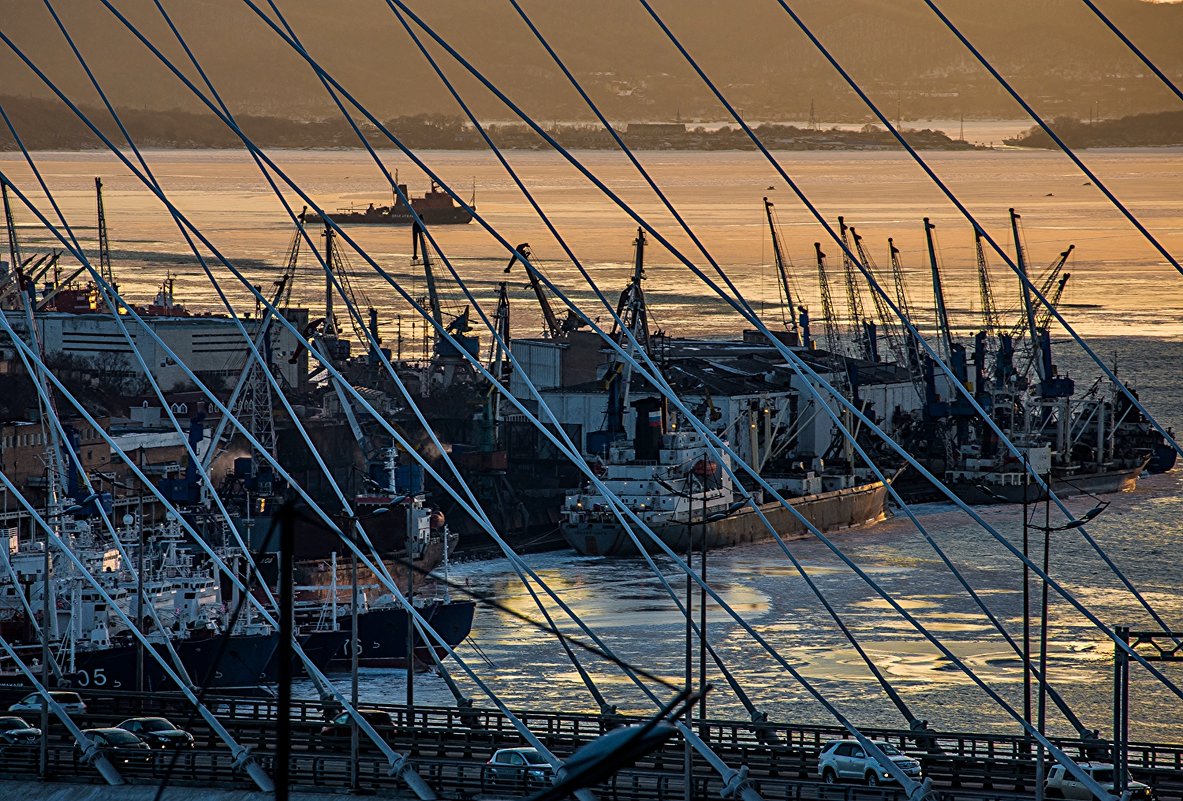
[817,739,922,786]
[8,691,86,716]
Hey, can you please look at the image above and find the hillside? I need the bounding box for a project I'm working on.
[1,0,1180,123]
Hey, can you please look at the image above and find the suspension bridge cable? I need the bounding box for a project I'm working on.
[623,0,1181,647]
[1077,0,1183,107]
[747,0,1183,640]
[11,18,1145,785]
[224,0,1175,738]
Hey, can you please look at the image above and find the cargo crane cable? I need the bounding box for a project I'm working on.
[32,4,1168,761]
[1078,0,1183,108]
[618,0,1183,648]
[922,0,1183,284]
[220,0,1173,738]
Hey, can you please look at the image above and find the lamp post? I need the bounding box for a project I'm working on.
[1033,493,1107,801]
[343,505,389,793]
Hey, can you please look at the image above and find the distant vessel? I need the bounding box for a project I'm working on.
[560,429,891,557]
[300,182,473,226]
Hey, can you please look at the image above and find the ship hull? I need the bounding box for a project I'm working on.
[562,479,890,557]
[302,208,473,226]
[67,632,279,693]
[943,461,1146,506]
[325,600,476,670]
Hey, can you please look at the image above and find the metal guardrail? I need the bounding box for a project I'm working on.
[7,690,1181,800]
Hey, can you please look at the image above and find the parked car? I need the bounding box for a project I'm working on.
[1045,762,1153,800]
[117,717,194,749]
[486,746,555,786]
[817,739,923,786]
[74,728,153,765]
[8,691,86,715]
[319,708,396,747]
[0,715,41,747]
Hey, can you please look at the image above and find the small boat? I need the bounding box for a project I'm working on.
[301,182,473,226]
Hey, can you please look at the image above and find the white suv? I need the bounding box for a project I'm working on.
[817,739,923,786]
[1045,762,1152,800]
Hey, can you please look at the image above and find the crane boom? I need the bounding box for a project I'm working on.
[838,216,869,359]
[814,242,842,355]
[2,184,24,306]
[924,218,954,361]
[850,225,899,363]
[764,198,799,338]
[1010,207,1046,384]
[975,229,1001,337]
[1037,272,1070,331]
[95,177,115,289]
[504,242,562,339]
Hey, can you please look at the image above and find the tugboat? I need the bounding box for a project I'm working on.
[300,182,473,226]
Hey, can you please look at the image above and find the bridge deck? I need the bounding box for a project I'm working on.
[3,691,1178,800]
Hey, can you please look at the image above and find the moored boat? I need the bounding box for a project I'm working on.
[560,429,891,557]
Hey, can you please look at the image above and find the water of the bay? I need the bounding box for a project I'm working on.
[4,146,1183,741]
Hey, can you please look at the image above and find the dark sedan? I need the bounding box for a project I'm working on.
[75,728,154,765]
[118,717,195,749]
[0,716,41,747]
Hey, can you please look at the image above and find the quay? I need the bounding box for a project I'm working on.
[3,691,1180,800]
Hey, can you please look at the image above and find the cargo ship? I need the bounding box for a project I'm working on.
[300,182,473,226]
[560,429,891,557]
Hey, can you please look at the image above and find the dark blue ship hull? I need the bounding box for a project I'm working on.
[318,600,476,670]
[67,632,279,693]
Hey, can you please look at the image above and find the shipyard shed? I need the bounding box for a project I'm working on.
[0,308,310,393]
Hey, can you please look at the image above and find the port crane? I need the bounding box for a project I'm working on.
[887,236,925,377]
[924,218,955,363]
[763,198,802,342]
[975,229,1002,338]
[503,242,582,339]
[849,225,899,364]
[813,242,842,356]
[838,216,873,361]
